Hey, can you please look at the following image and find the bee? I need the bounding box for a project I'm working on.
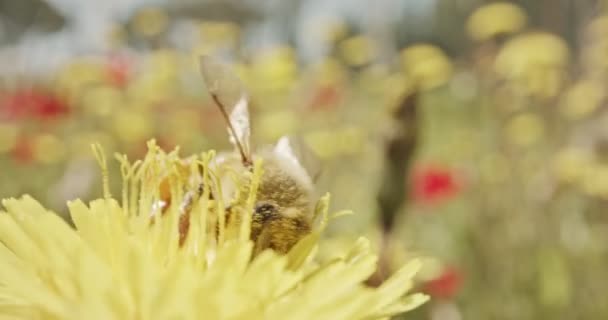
[156,56,318,255]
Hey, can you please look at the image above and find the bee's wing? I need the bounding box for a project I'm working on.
[273,136,322,188]
[199,55,251,163]
[229,96,251,157]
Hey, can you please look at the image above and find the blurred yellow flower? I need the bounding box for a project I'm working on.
[466,2,528,42]
[32,134,66,164]
[504,113,544,147]
[339,36,375,67]
[495,32,569,98]
[0,143,428,319]
[112,111,152,143]
[55,60,108,102]
[127,50,181,104]
[304,126,364,159]
[400,44,453,90]
[132,7,169,38]
[198,21,240,48]
[250,47,299,92]
[81,85,124,117]
[581,163,608,199]
[255,109,298,141]
[553,148,594,184]
[0,123,18,153]
[560,79,605,120]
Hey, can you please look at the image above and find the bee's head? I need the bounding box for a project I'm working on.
[250,199,311,253]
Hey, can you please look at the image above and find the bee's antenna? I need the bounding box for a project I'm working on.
[200,55,253,167]
[210,93,252,167]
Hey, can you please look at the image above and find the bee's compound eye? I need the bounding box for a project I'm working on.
[255,202,276,214]
[254,202,277,222]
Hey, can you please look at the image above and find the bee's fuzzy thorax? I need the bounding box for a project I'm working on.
[256,152,314,210]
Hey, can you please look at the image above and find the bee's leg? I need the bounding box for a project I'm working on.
[177,191,193,246]
[251,203,280,255]
[177,183,208,246]
[148,199,170,227]
[253,227,273,257]
[214,205,234,242]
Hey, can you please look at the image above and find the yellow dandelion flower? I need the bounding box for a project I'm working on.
[132,7,169,38]
[112,111,153,144]
[31,134,66,164]
[255,109,298,142]
[494,32,569,98]
[466,2,528,42]
[55,60,108,102]
[0,123,18,153]
[504,113,545,147]
[249,46,299,93]
[198,21,240,48]
[553,148,594,184]
[304,126,364,159]
[0,142,427,319]
[127,50,181,104]
[81,85,124,117]
[339,36,375,67]
[581,163,608,199]
[560,79,605,120]
[400,44,453,90]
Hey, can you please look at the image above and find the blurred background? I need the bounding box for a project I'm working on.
[1,0,608,319]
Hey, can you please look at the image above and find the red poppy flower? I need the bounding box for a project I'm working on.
[411,164,462,205]
[0,89,69,121]
[423,266,463,299]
